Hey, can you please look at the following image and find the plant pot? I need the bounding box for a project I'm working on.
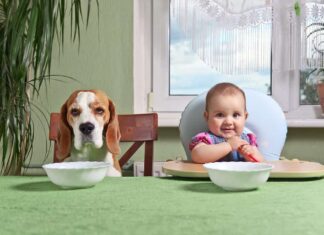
[316,82,324,112]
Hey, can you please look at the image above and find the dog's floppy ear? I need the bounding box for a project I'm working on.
[57,101,72,160]
[105,99,121,155]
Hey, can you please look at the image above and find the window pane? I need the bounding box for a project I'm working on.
[300,2,324,105]
[300,70,319,105]
[169,0,271,96]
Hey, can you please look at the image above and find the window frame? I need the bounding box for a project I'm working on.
[133,0,324,127]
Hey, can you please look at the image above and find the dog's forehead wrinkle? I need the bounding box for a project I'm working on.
[76,92,96,108]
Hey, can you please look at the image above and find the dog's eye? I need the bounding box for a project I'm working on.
[71,108,80,117]
[95,107,104,115]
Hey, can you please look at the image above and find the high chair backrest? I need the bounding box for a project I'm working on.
[49,113,158,176]
[179,89,287,161]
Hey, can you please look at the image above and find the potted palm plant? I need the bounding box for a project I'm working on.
[0,0,97,175]
[309,69,324,112]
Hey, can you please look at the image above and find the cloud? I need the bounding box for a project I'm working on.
[170,21,271,95]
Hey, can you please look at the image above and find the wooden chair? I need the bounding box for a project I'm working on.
[49,113,158,176]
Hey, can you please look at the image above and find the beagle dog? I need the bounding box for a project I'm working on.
[57,89,122,176]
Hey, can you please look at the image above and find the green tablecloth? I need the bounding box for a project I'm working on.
[1,176,324,235]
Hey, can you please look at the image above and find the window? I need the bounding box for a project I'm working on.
[134,0,324,127]
[300,1,324,105]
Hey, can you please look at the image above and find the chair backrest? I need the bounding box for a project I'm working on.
[179,89,287,161]
[49,113,158,176]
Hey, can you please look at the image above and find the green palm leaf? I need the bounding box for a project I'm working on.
[0,0,98,175]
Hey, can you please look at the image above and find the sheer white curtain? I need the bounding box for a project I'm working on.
[171,0,272,75]
[171,0,301,74]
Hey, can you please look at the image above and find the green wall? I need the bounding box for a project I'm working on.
[31,0,324,168]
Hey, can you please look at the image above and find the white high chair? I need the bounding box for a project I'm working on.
[179,89,287,161]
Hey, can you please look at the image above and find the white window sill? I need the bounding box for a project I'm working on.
[156,112,324,128]
[286,119,324,127]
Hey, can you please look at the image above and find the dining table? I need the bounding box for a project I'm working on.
[1,175,324,235]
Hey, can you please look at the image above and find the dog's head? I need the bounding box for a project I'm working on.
[57,90,121,160]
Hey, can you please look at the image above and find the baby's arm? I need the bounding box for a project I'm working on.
[191,142,232,163]
[191,136,248,163]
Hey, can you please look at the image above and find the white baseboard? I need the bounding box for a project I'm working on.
[133,161,168,177]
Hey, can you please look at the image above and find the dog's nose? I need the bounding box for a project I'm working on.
[79,122,95,135]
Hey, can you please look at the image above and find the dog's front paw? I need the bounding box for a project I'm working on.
[106,167,122,177]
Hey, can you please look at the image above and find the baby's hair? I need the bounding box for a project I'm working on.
[205,82,246,111]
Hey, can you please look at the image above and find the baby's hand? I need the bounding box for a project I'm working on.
[237,144,262,162]
[226,136,249,151]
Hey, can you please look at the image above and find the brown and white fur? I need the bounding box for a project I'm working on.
[57,90,121,176]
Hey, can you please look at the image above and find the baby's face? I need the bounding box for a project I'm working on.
[204,94,247,139]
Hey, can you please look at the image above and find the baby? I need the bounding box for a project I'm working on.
[189,82,264,163]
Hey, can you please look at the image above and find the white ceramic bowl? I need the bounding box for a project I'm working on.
[203,162,273,191]
[42,161,110,189]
